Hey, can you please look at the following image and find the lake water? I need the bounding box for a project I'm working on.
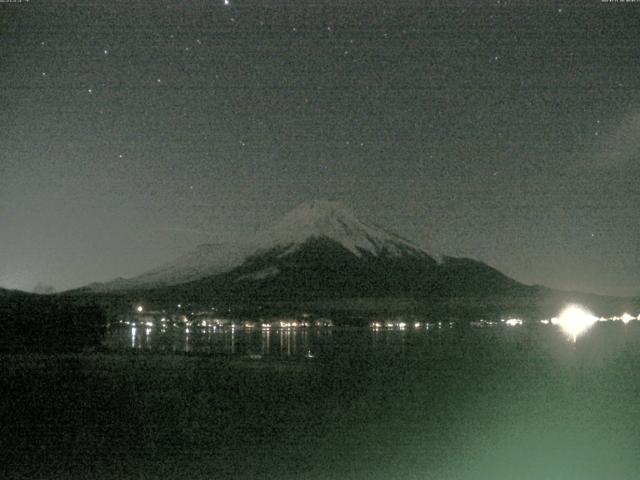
[5,319,640,479]
[105,321,340,358]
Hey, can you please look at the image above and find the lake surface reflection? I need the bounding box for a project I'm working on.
[105,317,640,362]
[99,319,640,480]
[10,316,640,479]
[107,323,337,358]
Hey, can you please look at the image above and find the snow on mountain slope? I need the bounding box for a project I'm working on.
[250,200,437,260]
[131,242,246,284]
[90,242,247,291]
[88,200,438,292]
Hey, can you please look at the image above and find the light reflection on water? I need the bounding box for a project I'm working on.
[55,311,640,480]
[112,310,640,360]
[115,324,342,358]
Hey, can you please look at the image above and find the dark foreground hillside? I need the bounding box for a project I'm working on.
[0,290,106,352]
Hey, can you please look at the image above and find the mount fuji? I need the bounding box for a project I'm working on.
[86,200,530,302]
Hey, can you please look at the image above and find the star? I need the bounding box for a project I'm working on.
[224,0,229,4]
[103,49,109,55]
[87,88,93,94]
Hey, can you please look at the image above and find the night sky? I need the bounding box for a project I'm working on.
[1,0,639,296]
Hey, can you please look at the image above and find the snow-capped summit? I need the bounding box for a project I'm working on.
[251,200,435,259]
[87,200,439,292]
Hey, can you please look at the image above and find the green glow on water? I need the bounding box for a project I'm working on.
[5,311,640,479]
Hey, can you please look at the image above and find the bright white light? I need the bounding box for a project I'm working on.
[552,305,598,342]
[505,318,523,327]
[540,319,550,325]
[136,305,143,313]
[621,313,634,325]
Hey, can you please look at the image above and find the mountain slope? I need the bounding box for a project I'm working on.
[225,235,440,298]
[89,200,439,293]
[88,242,247,292]
[136,201,534,302]
[85,199,535,302]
